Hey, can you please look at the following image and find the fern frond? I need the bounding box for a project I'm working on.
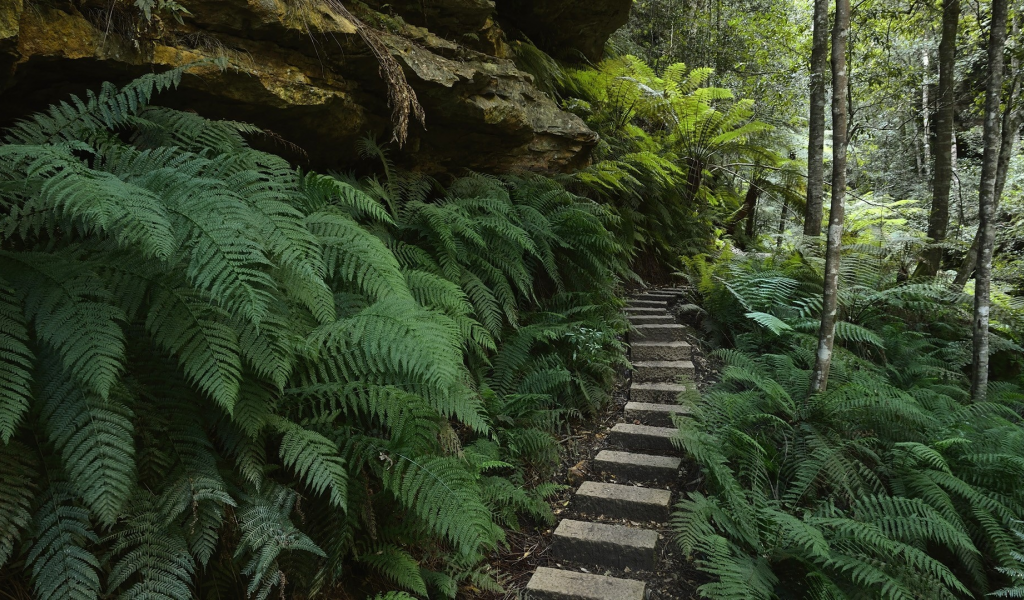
[38,355,135,525]
[0,276,33,442]
[27,482,102,600]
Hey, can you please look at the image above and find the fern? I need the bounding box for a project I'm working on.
[0,277,32,442]
[105,499,195,600]
[27,482,102,600]
[0,442,36,566]
[673,248,1024,598]
[0,70,631,598]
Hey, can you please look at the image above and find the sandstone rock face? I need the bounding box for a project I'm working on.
[0,0,622,173]
[496,0,632,62]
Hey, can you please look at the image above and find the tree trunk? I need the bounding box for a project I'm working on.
[804,0,829,236]
[922,50,932,178]
[953,18,1020,289]
[729,180,763,245]
[952,81,1021,289]
[777,197,788,249]
[970,0,1008,402]
[916,0,959,277]
[810,0,850,394]
[744,184,761,239]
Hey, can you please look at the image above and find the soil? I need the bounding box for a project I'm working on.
[477,293,722,600]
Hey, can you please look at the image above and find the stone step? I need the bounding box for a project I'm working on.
[608,423,678,453]
[627,315,675,325]
[625,401,690,426]
[623,306,667,315]
[594,450,681,484]
[549,519,659,571]
[575,481,672,522]
[630,341,692,361]
[629,324,687,343]
[632,360,695,383]
[626,299,669,308]
[634,291,678,299]
[630,381,692,404]
[525,567,645,600]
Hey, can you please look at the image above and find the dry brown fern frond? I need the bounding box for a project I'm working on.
[321,0,426,146]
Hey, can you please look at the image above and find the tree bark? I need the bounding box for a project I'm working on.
[810,0,850,394]
[916,0,959,277]
[970,0,1008,402]
[922,50,931,178]
[777,197,788,249]
[804,0,829,236]
[953,17,1020,289]
[952,78,1021,289]
[729,180,763,245]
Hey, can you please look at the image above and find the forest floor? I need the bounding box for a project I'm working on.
[479,305,720,599]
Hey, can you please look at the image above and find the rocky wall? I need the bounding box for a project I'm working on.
[0,0,629,173]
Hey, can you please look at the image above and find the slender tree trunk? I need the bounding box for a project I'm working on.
[916,0,959,277]
[953,83,1021,289]
[730,181,762,245]
[912,119,925,178]
[954,19,1020,289]
[970,0,1008,401]
[804,0,829,236]
[922,50,932,178]
[810,0,850,394]
[777,197,788,249]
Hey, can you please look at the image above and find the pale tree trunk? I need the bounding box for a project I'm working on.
[970,0,1008,402]
[922,50,932,178]
[954,16,1020,290]
[804,0,829,236]
[953,78,1021,289]
[912,119,925,178]
[916,0,959,277]
[810,0,850,394]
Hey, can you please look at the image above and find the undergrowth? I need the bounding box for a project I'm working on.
[671,237,1024,598]
[0,69,630,598]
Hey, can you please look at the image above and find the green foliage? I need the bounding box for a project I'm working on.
[0,72,629,597]
[673,248,1024,598]
[556,56,792,277]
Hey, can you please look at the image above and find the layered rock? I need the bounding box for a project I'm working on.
[0,0,627,173]
[496,0,632,62]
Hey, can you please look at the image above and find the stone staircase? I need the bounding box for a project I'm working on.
[524,288,694,599]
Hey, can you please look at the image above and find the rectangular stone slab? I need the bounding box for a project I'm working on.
[629,324,687,342]
[550,519,658,571]
[525,567,645,600]
[594,450,681,484]
[608,423,678,453]
[630,381,692,403]
[624,401,690,426]
[626,299,669,308]
[635,292,677,299]
[632,360,695,382]
[630,341,692,361]
[627,315,675,325]
[623,306,665,314]
[575,481,672,522]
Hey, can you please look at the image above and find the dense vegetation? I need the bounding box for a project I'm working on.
[674,235,1024,597]
[0,69,630,598]
[2,0,1024,597]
